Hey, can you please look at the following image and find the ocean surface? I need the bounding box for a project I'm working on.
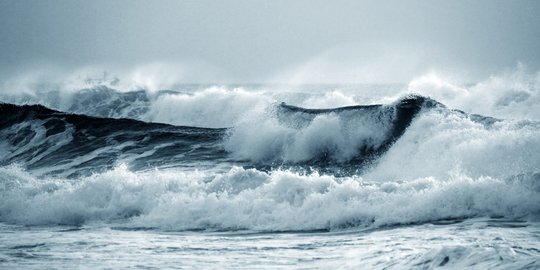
[0,75,539,269]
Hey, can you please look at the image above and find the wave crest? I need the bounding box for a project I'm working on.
[225,95,440,164]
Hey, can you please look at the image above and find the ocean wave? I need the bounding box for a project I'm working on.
[0,95,447,176]
[0,82,539,231]
[2,91,539,178]
[366,108,540,181]
[0,103,227,177]
[0,165,538,230]
[225,95,440,164]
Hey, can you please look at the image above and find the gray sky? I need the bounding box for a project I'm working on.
[1,0,539,84]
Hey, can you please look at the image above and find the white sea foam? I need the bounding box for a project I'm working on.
[407,64,540,120]
[364,112,540,182]
[224,103,397,162]
[0,164,538,230]
[144,86,271,127]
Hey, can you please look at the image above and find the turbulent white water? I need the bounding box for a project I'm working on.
[1,67,539,269]
[1,164,538,230]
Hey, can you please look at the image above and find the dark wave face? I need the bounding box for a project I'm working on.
[0,103,228,178]
[276,95,442,161]
[1,95,444,177]
[225,95,444,175]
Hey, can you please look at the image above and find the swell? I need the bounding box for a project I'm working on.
[0,103,227,178]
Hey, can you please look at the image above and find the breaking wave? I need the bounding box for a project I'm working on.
[0,67,539,231]
[225,95,440,164]
[0,95,443,176]
[0,165,538,230]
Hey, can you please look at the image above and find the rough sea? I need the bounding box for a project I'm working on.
[0,71,539,269]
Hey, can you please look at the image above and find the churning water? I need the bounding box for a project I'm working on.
[1,70,539,269]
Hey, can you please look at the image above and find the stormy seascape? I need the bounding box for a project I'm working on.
[0,1,539,269]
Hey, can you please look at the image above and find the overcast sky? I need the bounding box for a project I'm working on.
[1,0,539,84]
